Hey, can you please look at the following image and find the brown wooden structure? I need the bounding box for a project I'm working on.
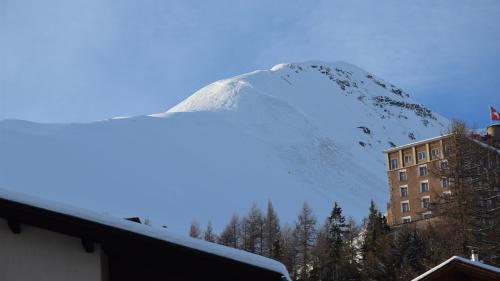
[411,256,500,281]
[0,194,289,281]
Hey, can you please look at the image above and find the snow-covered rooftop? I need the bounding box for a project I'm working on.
[411,256,500,281]
[0,188,290,280]
[383,134,451,153]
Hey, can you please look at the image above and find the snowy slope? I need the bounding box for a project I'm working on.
[0,61,447,233]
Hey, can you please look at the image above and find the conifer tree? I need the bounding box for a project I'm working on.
[272,236,284,261]
[264,200,281,258]
[295,202,317,281]
[311,224,329,281]
[189,220,201,239]
[341,218,361,281]
[218,213,240,248]
[242,204,265,254]
[313,202,360,281]
[361,200,393,281]
[203,221,217,242]
[325,202,347,281]
[281,223,299,280]
[393,225,426,280]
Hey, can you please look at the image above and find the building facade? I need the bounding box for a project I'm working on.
[384,134,452,226]
[0,217,105,281]
[385,123,500,226]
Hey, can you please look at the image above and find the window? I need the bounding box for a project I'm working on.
[421,196,430,209]
[390,158,398,169]
[431,148,440,159]
[398,170,407,181]
[444,144,452,156]
[418,151,426,161]
[440,160,448,170]
[420,181,429,192]
[422,211,432,220]
[419,165,428,176]
[400,186,408,197]
[441,177,449,188]
[404,155,412,164]
[402,216,411,224]
[401,201,410,213]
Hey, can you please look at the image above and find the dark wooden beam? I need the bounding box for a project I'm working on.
[81,238,95,253]
[7,219,21,234]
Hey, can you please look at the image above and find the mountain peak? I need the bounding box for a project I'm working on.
[0,61,447,234]
[164,60,437,130]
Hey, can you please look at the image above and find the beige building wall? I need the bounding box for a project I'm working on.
[0,218,105,281]
[385,136,451,225]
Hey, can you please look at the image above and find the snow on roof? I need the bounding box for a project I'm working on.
[411,256,500,281]
[471,138,500,155]
[384,134,451,153]
[0,188,290,280]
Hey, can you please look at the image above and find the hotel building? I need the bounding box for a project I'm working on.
[384,134,452,226]
[384,123,500,226]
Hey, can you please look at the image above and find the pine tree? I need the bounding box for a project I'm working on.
[313,202,360,281]
[325,202,347,281]
[342,218,361,281]
[420,221,458,267]
[281,223,299,280]
[189,220,201,239]
[218,213,240,248]
[311,223,329,281]
[204,221,217,242]
[295,202,317,281]
[242,204,265,254]
[393,225,426,280]
[272,236,284,261]
[361,200,393,281]
[264,200,281,258]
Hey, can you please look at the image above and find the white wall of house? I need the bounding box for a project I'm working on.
[0,218,105,281]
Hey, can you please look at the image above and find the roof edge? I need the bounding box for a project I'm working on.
[0,188,290,280]
[411,256,500,281]
[384,134,452,153]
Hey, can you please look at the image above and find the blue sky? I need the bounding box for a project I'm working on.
[1,0,499,127]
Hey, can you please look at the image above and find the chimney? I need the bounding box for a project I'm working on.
[471,250,479,262]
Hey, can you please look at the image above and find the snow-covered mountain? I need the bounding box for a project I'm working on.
[0,61,447,233]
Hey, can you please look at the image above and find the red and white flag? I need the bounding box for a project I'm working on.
[491,106,500,121]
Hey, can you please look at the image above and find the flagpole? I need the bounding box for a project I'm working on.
[490,105,493,126]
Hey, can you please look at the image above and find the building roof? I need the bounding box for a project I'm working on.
[411,256,500,281]
[0,188,290,280]
[383,134,451,153]
[471,138,500,155]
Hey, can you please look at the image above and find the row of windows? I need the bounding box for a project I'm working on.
[397,161,448,181]
[397,166,427,180]
[401,196,431,212]
[390,148,443,169]
[401,211,432,224]
[400,184,426,197]
[399,178,449,197]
